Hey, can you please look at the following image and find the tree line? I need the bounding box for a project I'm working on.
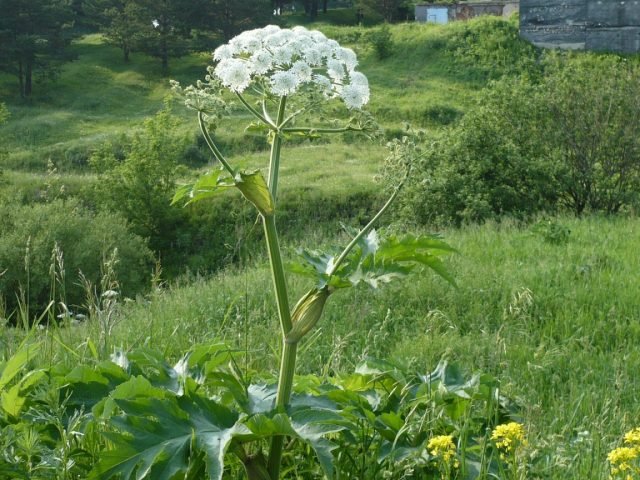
[0,0,275,97]
[0,1,415,98]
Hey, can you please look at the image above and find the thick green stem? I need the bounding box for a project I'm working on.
[262,214,292,336]
[263,212,294,480]
[268,96,287,201]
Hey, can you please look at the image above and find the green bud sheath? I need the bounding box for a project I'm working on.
[286,288,330,344]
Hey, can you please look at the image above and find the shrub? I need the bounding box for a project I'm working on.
[447,16,541,81]
[367,23,394,60]
[391,79,561,226]
[391,53,640,225]
[0,198,153,320]
[540,52,640,214]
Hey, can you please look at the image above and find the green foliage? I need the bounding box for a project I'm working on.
[0,198,152,320]
[0,339,511,480]
[0,0,79,97]
[367,24,394,60]
[90,106,190,262]
[446,16,541,81]
[394,52,640,225]
[540,52,640,214]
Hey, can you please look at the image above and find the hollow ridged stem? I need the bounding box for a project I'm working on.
[268,96,287,201]
[262,214,292,336]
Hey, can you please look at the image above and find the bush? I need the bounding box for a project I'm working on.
[390,53,640,225]
[390,78,561,226]
[367,24,394,60]
[0,198,153,320]
[447,16,541,81]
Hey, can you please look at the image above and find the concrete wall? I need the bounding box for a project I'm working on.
[520,0,640,52]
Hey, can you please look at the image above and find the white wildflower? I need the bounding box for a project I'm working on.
[337,47,358,70]
[313,74,333,96]
[349,71,369,87]
[213,44,235,61]
[272,46,294,66]
[291,60,313,83]
[327,58,345,81]
[249,49,273,74]
[215,58,251,92]
[341,83,370,109]
[270,70,300,96]
[310,30,327,43]
[303,48,323,67]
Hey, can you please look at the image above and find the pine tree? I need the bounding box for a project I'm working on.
[0,0,77,97]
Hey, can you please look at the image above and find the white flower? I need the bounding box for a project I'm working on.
[215,58,251,92]
[272,46,294,65]
[349,71,369,87]
[152,19,160,28]
[340,83,370,109]
[291,60,313,83]
[303,48,323,67]
[271,70,300,96]
[337,47,358,70]
[310,30,327,43]
[210,25,370,109]
[313,74,334,96]
[213,44,235,61]
[249,49,273,74]
[327,58,345,81]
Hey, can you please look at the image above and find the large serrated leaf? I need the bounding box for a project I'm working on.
[291,230,456,290]
[89,381,239,480]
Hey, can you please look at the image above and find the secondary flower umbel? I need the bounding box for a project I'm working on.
[212,25,370,109]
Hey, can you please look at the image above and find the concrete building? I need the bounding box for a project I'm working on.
[520,0,640,53]
[415,2,519,24]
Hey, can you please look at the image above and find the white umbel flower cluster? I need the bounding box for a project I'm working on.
[212,25,370,109]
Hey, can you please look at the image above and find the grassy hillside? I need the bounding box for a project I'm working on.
[0,21,487,173]
[2,15,638,479]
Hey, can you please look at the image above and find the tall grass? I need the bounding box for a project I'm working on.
[4,214,636,477]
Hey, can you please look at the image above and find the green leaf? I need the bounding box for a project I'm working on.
[90,382,239,480]
[234,170,274,216]
[1,369,46,419]
[0,341,40,391]
[291,230,457,290]
[172,168,234,206]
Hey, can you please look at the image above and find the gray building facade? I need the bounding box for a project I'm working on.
[520,0,640,53]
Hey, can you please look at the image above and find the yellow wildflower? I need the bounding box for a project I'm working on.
[428,435,457,464]
[624,428,640,447]
[607,446,640,476]
[491,422,527,453]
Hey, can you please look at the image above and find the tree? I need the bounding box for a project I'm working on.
[84,0,144,62]
[356,0,411,22]
[197,0,273,41]
[0,0,78,97]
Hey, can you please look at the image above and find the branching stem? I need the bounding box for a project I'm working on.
[198,112,235,176]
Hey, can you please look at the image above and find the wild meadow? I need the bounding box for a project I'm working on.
[1,9,640,480]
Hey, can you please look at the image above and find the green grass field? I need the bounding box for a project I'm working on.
[1,15,639,479]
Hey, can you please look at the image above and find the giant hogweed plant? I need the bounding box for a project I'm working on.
[87,25,468,479]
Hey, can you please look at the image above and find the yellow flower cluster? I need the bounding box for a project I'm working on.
[491,422,527,453]
[428,435,457,464]
[608,427,640,479]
